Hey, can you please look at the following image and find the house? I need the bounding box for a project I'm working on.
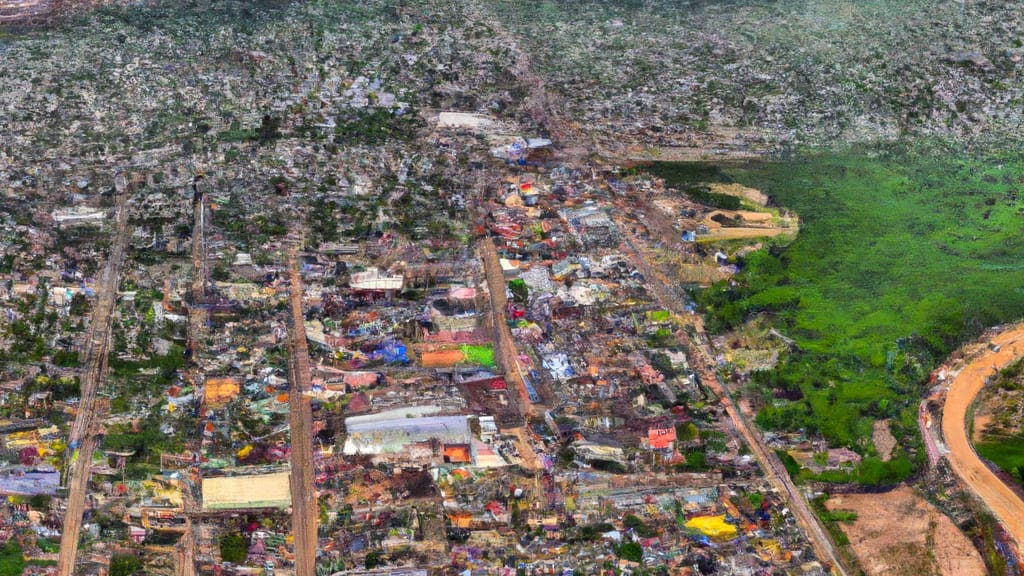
[128,526,146,544]
[350,267,404,297]
[827,447,862,468]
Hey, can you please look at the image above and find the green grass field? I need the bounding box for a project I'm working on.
[977,438,1024,485]
[665,143,1024,478]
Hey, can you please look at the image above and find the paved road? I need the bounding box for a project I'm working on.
[286,251,318,576]
[57,182,131,576]
[479,240,542,471]
[614,210,847,575]
[942,326,1024,550]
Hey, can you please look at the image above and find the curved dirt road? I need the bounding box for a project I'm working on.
[942,326,1024,550]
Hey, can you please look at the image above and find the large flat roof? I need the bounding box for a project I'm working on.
[343,415,470,455]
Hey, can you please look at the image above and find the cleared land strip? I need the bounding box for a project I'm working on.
[942,325,1024,551]
[57,180,131,576]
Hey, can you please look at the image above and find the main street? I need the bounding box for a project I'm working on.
[942,325,1024,550]
[57,177,132,576]
[479,238,542,471]
[174,177,208,576]
[286,249,318,576]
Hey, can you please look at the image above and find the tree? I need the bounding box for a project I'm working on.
[109,553,142,576]
[29,494,50,510]
[617,542,643,563]
[508,279,528,303]
[650,352,679,379]
[307,198,340,245]
[676,422,699,442]
[365,551,385,569]
[0,541,25,576]
[257,114,282,142]
[219,533,246,563]
[69,293,89,316]
[623,514,657,538]
[211,263,231,281]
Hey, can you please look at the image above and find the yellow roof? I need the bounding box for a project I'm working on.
[685,515,738,539]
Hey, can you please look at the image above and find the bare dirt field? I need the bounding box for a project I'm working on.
[872,419,897,462]
[972,413,993,444]
[826,486,985,576]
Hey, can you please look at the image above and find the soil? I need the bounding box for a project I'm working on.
[826,486,985,576]
[707,183,769,206]
[972,413,992,444]
[872,419,897,462]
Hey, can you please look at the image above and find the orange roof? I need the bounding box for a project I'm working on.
[648,427,676,450]
[444,445,472,464]
[205,377,240,406]
[448,512,472,528]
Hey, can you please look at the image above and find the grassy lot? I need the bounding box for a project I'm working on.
[669,143,1024,478]
[977,437,1024,485]
[975,359,1024,485]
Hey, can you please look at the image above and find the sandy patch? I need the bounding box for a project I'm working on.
[826,486,985,576]
[872,419,897,462]
[707,182,769,206]
[972,413,992,444]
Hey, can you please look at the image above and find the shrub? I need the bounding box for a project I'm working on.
[219,533,246,564]
[109,554,142,576]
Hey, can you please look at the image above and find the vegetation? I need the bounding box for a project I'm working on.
[364,551,385,569]
[974,358,1024,486]
[622,514,658,538]
[970,511,1012,576]
[109,553,143,576]
[219,533,247,564]
[645,327,677,349]
[810,495,851,546]
[616,541,644,563]
[573,522,614,542]
[776,450,800,477]
[0,541,25,576]
[673,450,708,472]
[747,491,763,510]
[977,438,1024,486]
[646,164,743,209]
[678,144,1024,476]
[333,106,424,146]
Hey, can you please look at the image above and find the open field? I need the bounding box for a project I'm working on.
[825,486,985,576]
[687,145,1024,468]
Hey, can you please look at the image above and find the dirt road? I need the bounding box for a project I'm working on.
[614,210,847,575]
[57,181,131,576]
[942,325,1024,550]
[286,250,318,575]
[479,240,541,471]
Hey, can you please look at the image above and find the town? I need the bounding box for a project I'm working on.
[1,1,1021,576]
